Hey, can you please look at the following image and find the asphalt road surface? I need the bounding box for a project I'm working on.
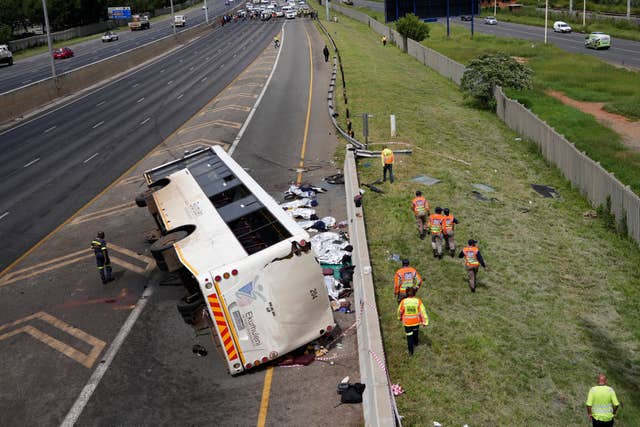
[0,4,236,94]
[454,17,640,69]
[0,20,280,271]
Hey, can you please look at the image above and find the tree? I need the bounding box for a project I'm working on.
[395,13,429,43]
[460,53,533,110]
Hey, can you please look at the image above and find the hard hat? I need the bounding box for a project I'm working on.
[443,208,450,215]
[435,206,442,213]
[468,239,477,245]
[97,231,105,238]
[402,259,410,266]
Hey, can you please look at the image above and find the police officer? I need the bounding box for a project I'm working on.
[411,191,430,239]
[394,259,423,302]
[442,207,459,257]
[428,207,445,258]
[458,239,488,292]
[397,287,428,356]
[91,231,113,284]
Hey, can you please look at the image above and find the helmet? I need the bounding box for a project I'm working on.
[415,190,422,196]
[468,239,477,245]
[97,231,105,239]
[435,206,442,213]
[402,259,410,266]
[443,208,450,215]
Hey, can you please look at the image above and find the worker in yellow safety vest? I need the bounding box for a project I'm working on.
[411,191,430,239]
[428,207,445,259]
[397,287,428,356]
[458,239,488,292]
[442,207,459,257]
[394,259,423,302]
[586,373,620,427]
[381,146,394,183]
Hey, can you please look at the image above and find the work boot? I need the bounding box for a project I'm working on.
[439,253,443,259]
[419,232,425,240]
[450,250,455,258]
[433,249,437,258]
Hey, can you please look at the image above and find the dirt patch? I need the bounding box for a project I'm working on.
[547,90,640,151]
[512,56,529,64]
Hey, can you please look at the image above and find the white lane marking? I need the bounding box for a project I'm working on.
[206,56,210,61]
[167,80,173,85]
[21,80,32,84]
[60,285,155,427]
[132,83,139,88]
[177,93,184,100]
[189,66,194,71]
[83,153,99,163]
[96,101,106,107]
[92,121,104,129]
[233,54,237,58]
[160,69,165,73]
[179,59,183,63]
[137,97,144,103]
[201,77,207,83]
[23,158,40,168]
[140,117,150,125]
[44,126,56,134]
[230,21,285,156]
[219,64,225,69]
[0,212,9,221]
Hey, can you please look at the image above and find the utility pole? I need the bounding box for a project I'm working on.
[41,0,56,80]
[170,0,177,36]
[204,0,209,23]
[544,0,548,44]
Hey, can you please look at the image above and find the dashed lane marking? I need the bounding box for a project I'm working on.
[177,93,184,100]
[23,158,40,168]
[92,121,104,129]
[44,126,56,133]
[83,153,99,163]
[136,97,144,103]
[140,117,151,125]
[0,312,106,369]
[0,212,9,221]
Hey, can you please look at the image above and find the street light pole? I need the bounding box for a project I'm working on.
[583,0,586,26]
[494,0,497,17]
[41,0,56,80]
[204,0,209,23]
[170,0,177,36]
[544,0,548,44]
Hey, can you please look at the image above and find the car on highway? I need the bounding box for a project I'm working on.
[484,16,498,25]
[53,47,74,59]
[101,31,119,42]
[585,32,611,49]
[0,44,13,66]
[460,15,472,21]
[553,21,572,33]
[285,9,296,18]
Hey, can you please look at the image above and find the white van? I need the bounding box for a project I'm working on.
[138,146,335,375]
[174,15,186,27]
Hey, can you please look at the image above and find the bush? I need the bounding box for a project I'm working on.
[0,24,11,45]
[460,53,533,110]
[396,13,429,42]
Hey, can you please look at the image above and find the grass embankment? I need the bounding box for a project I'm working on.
[420,23,640,194]
[321,13,640,426]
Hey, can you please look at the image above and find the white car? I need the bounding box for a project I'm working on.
[285,10,296,19]
[484,16,497,25]
[101,31,119,42]
[0,44,13,66]
[553,21,572,33]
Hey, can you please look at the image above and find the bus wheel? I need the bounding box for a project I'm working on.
[150,230,189,271]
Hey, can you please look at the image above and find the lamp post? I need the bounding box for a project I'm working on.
[204,0,209,23]
[41,0,56,80]
[583,0,586,26]
[544,0,548,44]
[494,0,497,17]
[170,0,177,36]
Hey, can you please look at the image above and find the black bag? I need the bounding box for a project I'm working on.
[340,383,366,404]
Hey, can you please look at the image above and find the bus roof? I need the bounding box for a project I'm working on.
[146,146,307,276]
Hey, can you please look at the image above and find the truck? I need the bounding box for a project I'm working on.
[173,15,186,27]
[0,45,13,66]
[128,14,151,31]
[136,146,335,375]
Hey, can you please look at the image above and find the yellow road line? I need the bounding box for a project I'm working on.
[256,366,274,427]
[296,30,314,185]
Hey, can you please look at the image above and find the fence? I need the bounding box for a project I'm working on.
[329,2,640,246]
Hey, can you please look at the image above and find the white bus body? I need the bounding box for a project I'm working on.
[138,146,335,375]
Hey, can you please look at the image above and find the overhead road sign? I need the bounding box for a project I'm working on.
[108,7,132,19]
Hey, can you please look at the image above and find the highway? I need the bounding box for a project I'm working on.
[0,15,360,426]
[0,19,279,271]
[0,4,235,94]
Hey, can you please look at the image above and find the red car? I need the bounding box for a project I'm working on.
[53,47,74,59]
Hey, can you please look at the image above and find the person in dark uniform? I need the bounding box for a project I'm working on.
[91,231,113,284]
[323,45,330,62]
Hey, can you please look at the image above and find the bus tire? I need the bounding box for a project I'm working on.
[135,193,147,207]
[177,293,204,324]
[150,230,189,271]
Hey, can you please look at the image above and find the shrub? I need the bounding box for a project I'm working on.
[396,13,429,42]
[461,53,533,110]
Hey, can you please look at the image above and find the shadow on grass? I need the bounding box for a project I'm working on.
[581,317,640,407]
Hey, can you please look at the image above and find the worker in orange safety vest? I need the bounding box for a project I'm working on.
[428,207,445,259]
[397,286,428,356]
[381,146,394,183]
[442,207,459,257]
[458,239,489,292]
[394,259,423,302]
[411,191,430,239]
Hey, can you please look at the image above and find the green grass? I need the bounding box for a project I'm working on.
[320,11,640,426]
